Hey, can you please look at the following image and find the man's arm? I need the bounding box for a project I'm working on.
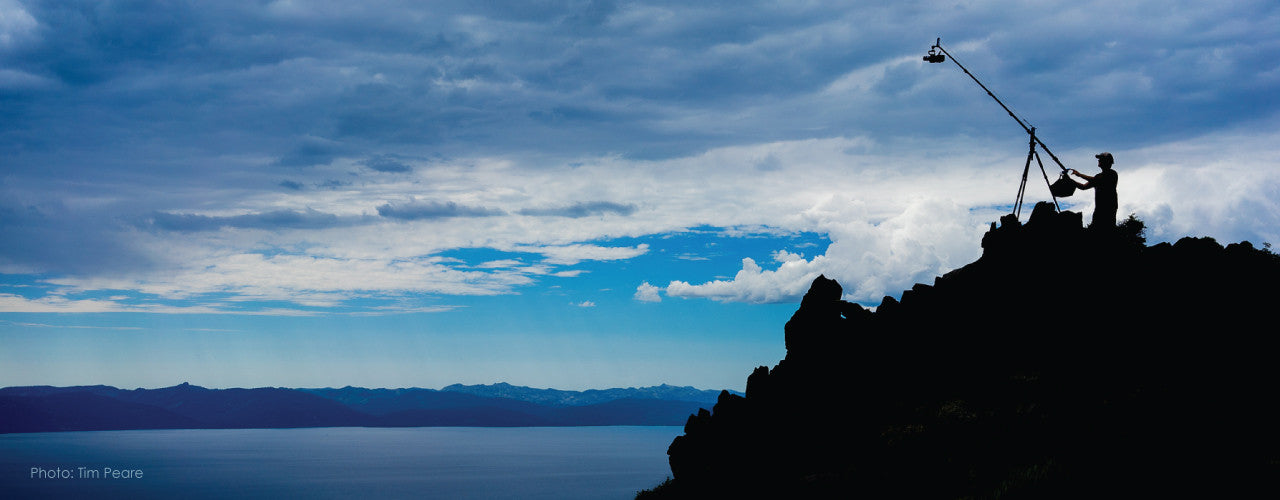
[1070,169,1094,189]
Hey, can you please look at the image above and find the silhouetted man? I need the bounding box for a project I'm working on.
[1070,152,1118,229]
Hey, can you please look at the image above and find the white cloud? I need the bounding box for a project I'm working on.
[634,282,662,302]
[0,294,128,313]
[667,255,819,304]
[476,259,524,269]
[0,293,248,315]
[663,196,995,304]
[509,244,650,266]
[49,252,533,303]
[571,300,596,308]
[1115,124,1280,246]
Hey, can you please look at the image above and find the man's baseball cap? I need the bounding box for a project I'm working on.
[1095,152,1114,162]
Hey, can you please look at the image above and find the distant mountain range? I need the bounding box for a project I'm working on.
[0,382,738,433]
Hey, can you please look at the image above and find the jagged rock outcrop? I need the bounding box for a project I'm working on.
[655,203,1280,498]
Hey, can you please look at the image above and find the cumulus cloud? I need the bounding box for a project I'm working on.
[666,253,820,304]
[664,197,988,305]
[985,115,1280,248]
[634,282,662,302]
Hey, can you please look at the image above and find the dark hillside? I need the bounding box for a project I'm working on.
[653,203,1280,498]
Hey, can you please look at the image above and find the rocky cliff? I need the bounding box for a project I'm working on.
[650,203,1280,498]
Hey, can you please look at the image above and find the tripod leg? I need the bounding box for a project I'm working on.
[1033,151,1060,212]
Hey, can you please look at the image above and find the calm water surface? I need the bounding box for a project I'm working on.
[0,426,680,499]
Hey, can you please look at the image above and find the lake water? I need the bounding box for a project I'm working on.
[0,426,680,499]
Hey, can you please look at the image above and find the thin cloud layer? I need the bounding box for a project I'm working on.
[361,155,414,173]
[150,209,355,232]
[377,201,506,220]
[518,201,637,218]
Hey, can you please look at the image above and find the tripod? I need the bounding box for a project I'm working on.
[1014,127,1061,219]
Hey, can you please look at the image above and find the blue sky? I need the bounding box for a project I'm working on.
[2,0,1278,391]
